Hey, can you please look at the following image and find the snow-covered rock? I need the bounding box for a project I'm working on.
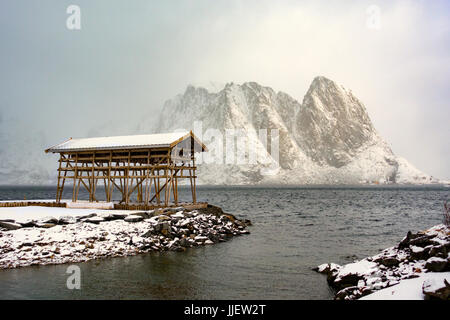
[147,77,438,185]
[124,215,144,222]
[0,204,251,269]
[316,224,450,300]
[360,272,450,300]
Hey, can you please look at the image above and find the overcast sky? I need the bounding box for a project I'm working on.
[0,0,449,179]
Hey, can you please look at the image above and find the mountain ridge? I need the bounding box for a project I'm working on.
[150,76,437,185]
[0,76,442,185]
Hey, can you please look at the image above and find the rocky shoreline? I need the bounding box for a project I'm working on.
[314,224,450,300]
[0,204,251,269]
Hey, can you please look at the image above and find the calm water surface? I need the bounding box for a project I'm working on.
[0,185,448,299]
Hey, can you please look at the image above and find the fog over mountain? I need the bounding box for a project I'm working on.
[1,1,449,185]
[0,76,442,185]
[149,76,437,185]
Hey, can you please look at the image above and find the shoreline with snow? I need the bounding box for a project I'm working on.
[0,204,251,270]
[315,224,450,300]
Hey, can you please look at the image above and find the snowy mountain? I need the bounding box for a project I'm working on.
[0,76,439,185]
[148,76,437,185]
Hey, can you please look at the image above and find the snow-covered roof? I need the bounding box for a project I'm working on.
[45,131,207,153]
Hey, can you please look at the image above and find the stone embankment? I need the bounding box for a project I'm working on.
[0,205,251,269]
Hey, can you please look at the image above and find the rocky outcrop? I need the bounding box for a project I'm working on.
[314,224,450,300]
[0,205,251,269]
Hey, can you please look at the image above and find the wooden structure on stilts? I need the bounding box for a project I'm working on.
[45,131,207,208]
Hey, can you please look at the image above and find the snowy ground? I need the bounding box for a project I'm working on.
[0,206,128,224]
[315,224,450,300]
[360,272,449,300]
[0,204,251,269]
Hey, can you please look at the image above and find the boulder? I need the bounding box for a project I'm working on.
[194,235,208,242]
[410,245,427,260]
[40,216,58,224]
[58,216,77,225]
[425,257,448,272]
[184,211,195,217]
[314,263,341,275]
[129,211,149,219]
[85,217,105,224]
[423,278,450,300]
[170,211,185,219]
[75,213,97,220]
[154,221,170,233]
[124,215,144,222]
[398,231,434,249]
[168,238,180,249]
[97,213,117,221]
[110,212,128,219]
[35,223,56,228]
[18,220,37,228]
[429,244,448,259]
[0,221,22,230]
[334,286,359,300]
[179,219,192,228]
[375,256,400,267]
[331,273,364,290]
[408,234,435,247]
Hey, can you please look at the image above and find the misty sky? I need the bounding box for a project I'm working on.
[0,0,449,179]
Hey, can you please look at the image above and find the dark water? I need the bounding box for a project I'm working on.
[0,185,448,299]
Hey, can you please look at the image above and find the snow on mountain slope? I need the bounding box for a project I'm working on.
[146,76,437,185]
[295,76,376,168]
[0,77,438,186]
[395,157,435,184]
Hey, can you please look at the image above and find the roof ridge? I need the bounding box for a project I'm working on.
[45,131,205,153]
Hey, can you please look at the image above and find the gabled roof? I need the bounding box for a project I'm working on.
[45,131,207,153]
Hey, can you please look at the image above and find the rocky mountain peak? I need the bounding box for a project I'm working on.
[0,77,435,185]
[295,76,377,167]
[143,77,432,185]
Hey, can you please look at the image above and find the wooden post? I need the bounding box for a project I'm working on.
[56,154,63,203]
[126,151,130,204]
[58,155,69,202]
[192,155,197,204]
[108,151,112,202]
[72,153,78,202]
[91,152,95,202]
[189,160,194,204]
